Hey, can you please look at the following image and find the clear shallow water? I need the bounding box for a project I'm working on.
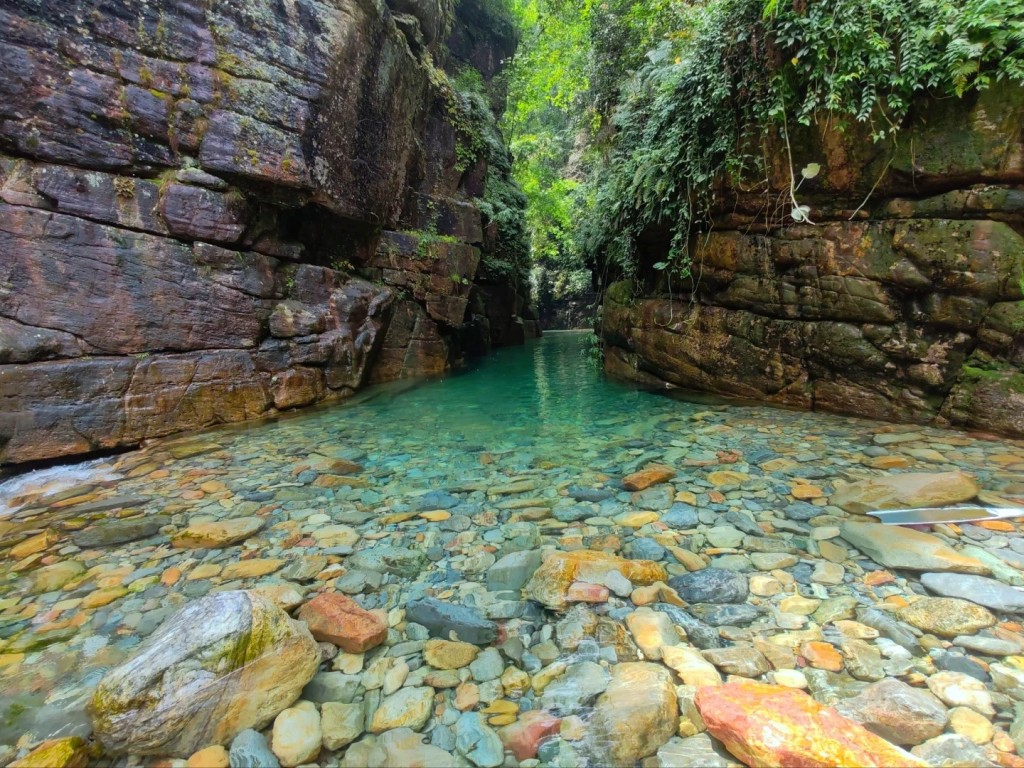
[2,331,1024,762]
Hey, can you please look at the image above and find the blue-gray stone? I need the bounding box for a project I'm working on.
[568,486,613,502]
[667,568,748,604]
[784,502,820,521]
[229,729,280,768]
[553,504,592,522]
[488,550,542,592]
[625,537,666,561]
[470,648,504,682]
[406,597,497,645]
[690,603,762,627]
[418,490,461,510]
[662,503,699,528]
[653,603,723,649]
[455,712,504,768]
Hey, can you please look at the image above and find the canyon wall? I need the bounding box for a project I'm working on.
[0,0,538,465]
[603,84,1024,436]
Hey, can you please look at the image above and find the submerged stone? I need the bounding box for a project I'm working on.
[88,590,318,756]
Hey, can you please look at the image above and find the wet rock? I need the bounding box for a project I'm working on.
[831,471,979,514]
[835,679,949,745]
[690,603,761,627]
[28,561,85,594]
[454,712,504,768]
[188,745,230,768]
[89,590,318,756]
[271,701,321,768]
[487,550,541,592]
[931,650,991,681]
[701,644,770,678]
[8,737,88,768]
[948,706,994,745]
[498,709,561,761]
[524,550,666,610]
[321,702,364,751]
[72,515,169,547]
[425,639,480,669]
[911,734,998,767]
[926,671,995,715]
[542,661,610,712]
[347,546,426,577]
[695,680,926,767]
[653,734,740,768]
[296,593,387,653]
[841,522,989,574]
[588,662,678,764]
[953,634,1019,656]
[661,645,722,687]
[921,572,1024,612]
[855,606,920,654]
[663,504,700,528]
[171,517,265,549]
[653,604,723,649]
[369,687,434,732]
[626,607,681,660]
[228,729,279,768]
[469,648,504,682]
[898,598,996,638]
[667,569,748,604]
[406,598,497,645]
[622,465,675,491]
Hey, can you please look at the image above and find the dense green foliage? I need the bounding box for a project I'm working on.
[502,0,1024,286]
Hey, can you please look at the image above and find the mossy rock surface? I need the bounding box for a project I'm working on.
[88,590,318,757]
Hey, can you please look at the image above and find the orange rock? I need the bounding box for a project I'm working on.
[709,491,726,504]
[863,570,895,587]
[500,710,562,761]
[792,484,825,500]
[525,550,666,610]
[161,567,182,586]
[622,465,676,491]
[296,593,387,653]
[977,520,1016,532]
[695,680,926,767]
[800,641,843,672]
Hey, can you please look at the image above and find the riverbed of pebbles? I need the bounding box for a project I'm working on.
[2,390,1024,767]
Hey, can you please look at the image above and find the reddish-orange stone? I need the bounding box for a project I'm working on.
[499,710,562,761]
[801,641,844,672]
[695,680,927,767]
[566,582,610,603]
[622,465,676,491]
[296,593,387,653]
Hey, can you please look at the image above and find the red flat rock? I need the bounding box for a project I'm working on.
[499,710,562,760]
[695,680,926,767]
[622,465,676,491]
[296,593,387,653]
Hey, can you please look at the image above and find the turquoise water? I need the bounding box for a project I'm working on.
[2,331,1024,761]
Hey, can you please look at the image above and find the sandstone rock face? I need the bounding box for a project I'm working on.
[88,590,318,757]
[601,83,1024,437]
[695,680,928,767]
[0,0,537,466]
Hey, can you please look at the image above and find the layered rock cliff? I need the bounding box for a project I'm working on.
[602,84,1024,437]
[0,0,538,465]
